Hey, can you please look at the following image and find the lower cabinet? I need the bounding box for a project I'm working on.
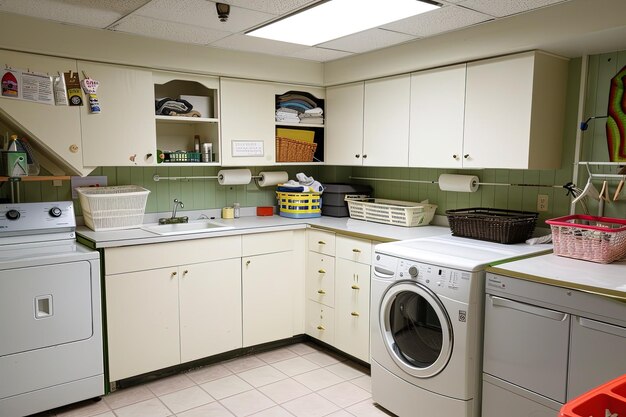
[305,230,376,363]
[106,267,180,382]
[106,258,241,381]
[334,258,371,362]
[179,259,242,363]
[242,251,294,347]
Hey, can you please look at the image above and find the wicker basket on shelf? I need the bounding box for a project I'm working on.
[276,137,317,162]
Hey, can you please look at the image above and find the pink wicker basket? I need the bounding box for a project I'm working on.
[546,215,626,264]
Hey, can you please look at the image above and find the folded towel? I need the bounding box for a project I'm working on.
[304,107,323,115]
[276,107,299,115]
[277,185,308,192]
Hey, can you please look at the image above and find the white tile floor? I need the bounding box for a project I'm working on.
[33,343,394,417]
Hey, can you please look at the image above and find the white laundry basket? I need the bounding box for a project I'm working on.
[76,185,150,231]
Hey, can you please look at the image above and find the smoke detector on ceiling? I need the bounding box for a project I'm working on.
[216,3,230,22]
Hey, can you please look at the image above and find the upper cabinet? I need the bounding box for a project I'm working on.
[0,50,87,175]
[154,72,220,165]
[363,75,410,167]
[325,75,410,167]
[409,64,466,168]
[220,78,325,166]
[463,51,568,169]
[220,78,276,166]
[325,82,364,166]
[78,61,156,167]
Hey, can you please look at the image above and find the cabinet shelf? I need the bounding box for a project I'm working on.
[0,176,70,182]
[276,122,324,128]
[156,115,219,124]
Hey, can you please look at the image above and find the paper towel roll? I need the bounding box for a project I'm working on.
[438,174,480,192]
[258,171,289,187]
[218,169,252,185]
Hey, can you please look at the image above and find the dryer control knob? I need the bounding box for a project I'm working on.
[408,266,419,278]
[49,207,62,217]
[5,209,20,220]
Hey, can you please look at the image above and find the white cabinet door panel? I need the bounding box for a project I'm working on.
[409,64,466,168]
[363,75,410,167]
[220,78,275,166]
[464,54,534,168]
[325,83,364,166]
[242,251,293,346]
[78,61,156,167]
[106,268,180,381]
[179,259,242,363]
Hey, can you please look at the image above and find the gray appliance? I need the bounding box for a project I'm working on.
[0,202,104,417]
[483,272,626,417]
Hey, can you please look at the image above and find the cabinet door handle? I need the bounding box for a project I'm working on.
[317,325,325,330]
[355,154,360,158]
[318,240,326,245]
[183,269,189,275]
[171,271,177,277]
[351,284,360,290]
[362,154,367,159]
[318,269,326,274]
[351,312,360,317]
[453,154,458,159]
[578,317,626,338]
[352,248,361,253]
[490,295,568,321]
[464,154,470,159]
[246,260,251,266]
[317,289,326,295]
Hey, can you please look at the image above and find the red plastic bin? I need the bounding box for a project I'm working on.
[560,374,626,417]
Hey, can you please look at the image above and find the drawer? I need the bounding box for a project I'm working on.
[307,229,335,256]
[243,230,293,256]
[105,235,242,275]
[305,299,335,345]
[336,235,372,264]
[306,252,335,307]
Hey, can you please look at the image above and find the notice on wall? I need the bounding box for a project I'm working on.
[232,141,264,157]
[1,67,54,105]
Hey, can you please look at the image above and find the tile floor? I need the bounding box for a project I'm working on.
[33,343,394,417]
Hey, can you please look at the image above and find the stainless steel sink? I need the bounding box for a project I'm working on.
[142,220,234,236]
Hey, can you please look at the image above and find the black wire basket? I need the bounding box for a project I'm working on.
[445,208,539,244]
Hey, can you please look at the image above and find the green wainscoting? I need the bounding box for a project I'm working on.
[4,53,625,222]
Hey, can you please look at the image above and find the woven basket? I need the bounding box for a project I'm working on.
[446,208,538,244]
[546,215,626,263]
[276,137,317,162]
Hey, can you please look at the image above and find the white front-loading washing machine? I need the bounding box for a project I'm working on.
[370,235,551,417]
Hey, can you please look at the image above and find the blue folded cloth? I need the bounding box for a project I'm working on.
[277,185,307,192]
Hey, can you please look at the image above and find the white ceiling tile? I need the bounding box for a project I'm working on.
[456,0,568,18]
[319,29,417,54]
[111,15,230,45]
[135,0,274,32]
[224,0,318,16]
[382,5,492,37]
[288,47,353,62]
[0,0,150,28]
[210,33,306,56]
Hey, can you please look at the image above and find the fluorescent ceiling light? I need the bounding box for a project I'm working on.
[246,0,440,46]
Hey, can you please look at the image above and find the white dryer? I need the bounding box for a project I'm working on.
[370,235,551,417]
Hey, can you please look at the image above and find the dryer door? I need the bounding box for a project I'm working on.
[379,280,452,378]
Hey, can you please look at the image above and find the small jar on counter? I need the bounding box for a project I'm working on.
[233,203,240,218]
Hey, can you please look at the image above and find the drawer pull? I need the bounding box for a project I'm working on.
[183,270,189,275]
[352,248,361,253]
[317,325,325,330]
[171,271,177,277]
[318,269,326,274]
[317,289,326,295]
[578,317,626,338]
[351,284,360,290]
[351,312,360,317]
[318,241,326,245]
[490,295,568,321]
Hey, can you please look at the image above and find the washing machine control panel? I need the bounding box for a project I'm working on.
[378,254,474,300]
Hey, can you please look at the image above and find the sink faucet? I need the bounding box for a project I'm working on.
[171,199,184,218]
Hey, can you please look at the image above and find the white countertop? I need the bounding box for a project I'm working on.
[77,215,451,248]
[488,253,626,300]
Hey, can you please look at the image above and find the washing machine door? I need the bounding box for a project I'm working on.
[379,280,453,378]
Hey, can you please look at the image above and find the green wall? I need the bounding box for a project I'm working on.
[4,52,625,222]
